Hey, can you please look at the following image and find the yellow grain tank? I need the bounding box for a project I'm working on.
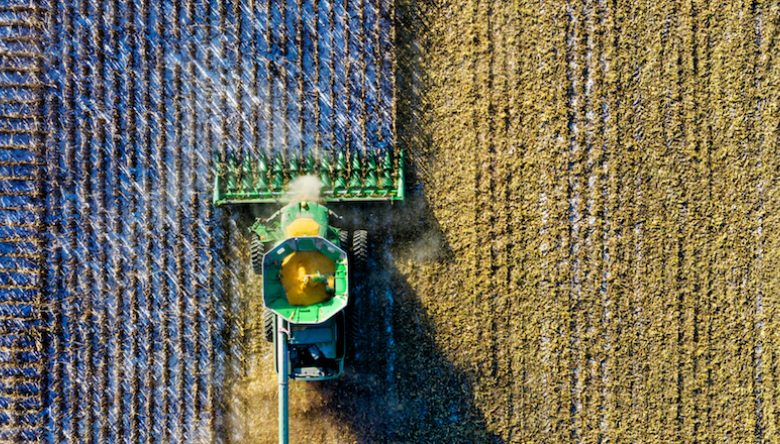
[279,217,335,306]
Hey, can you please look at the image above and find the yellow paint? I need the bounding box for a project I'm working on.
[280,251,335,306]
[284,217,321,238]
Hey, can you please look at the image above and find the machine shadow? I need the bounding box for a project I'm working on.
[322,197,501,444]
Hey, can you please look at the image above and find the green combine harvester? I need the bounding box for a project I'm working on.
[213,149,403,444]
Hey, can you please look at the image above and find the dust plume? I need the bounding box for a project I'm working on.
[286,175,323,203]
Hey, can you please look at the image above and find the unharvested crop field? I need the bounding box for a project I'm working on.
[2,0,780,443]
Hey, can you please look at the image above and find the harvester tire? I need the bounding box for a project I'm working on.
[250,232,263,275]
[352,230,368,276]
[339,229,349,251]
[347,229,368,361]
[347,308,362,357]
[263,308,274,343]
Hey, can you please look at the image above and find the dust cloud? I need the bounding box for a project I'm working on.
[286,175,323,203]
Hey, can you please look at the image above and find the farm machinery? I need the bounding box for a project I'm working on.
[213,149,403,443]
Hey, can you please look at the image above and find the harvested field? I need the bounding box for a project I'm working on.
[0,0,779,443]
[397,1,780,442]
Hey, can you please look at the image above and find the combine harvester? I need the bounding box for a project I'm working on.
[213,150,403,443]
[213,156,403,442]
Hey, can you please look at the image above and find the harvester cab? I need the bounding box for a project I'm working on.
[212,149,402,443]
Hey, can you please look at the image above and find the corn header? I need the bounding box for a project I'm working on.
[213,149,404,205]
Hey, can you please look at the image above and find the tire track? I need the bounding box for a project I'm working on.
[676,0,705,439]
[487,0,510,438]
[474,0,496,425]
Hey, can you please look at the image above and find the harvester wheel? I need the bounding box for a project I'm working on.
[347,307,362,357]
[263,308,274,343]
[250,232,264,275]
[347,229,368,360]
[352,230,368,276]
[339,229,349,251]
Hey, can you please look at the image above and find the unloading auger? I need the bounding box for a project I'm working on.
[213,147,403,444]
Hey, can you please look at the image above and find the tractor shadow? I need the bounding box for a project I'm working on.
[323,195,501,444]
